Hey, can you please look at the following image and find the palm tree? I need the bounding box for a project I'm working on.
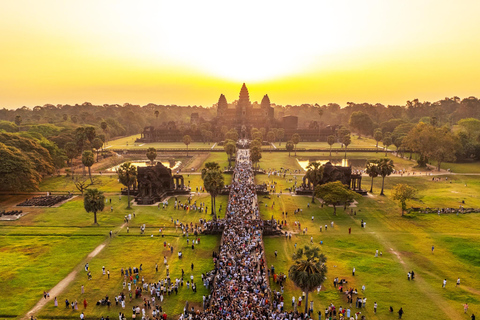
[289,245,327,315]
[100,121,108,145]
[374,129,383,152]
[183,135,192,156]
[146,147,157,165]
[224,141,236,168]
[91,138,104,162]
[327,135,335,157]
[305,162,323,203]
[292,133,300,156]
[378,158,394,195]
[82,150,95,182]
[286,140,294,157]
[65,142,78,180]
[276,128,285,146]
[84,188,105,224]
[250,146,262,169]
[201,163,224,218]
[342,134,351,159]
[365,159,380,193]
[117,162,137,209]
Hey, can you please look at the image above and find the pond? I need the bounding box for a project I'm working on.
[297,158,367,170]
[106,160,181,172]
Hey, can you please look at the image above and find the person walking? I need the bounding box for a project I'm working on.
[352,267,356,276]
[443,279,447,288]
[464,303,469,313]
[398,307,404,319]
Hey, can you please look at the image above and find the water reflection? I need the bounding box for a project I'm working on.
[297,159,366,170]
[106,160,181,172]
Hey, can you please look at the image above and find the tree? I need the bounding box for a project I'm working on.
[378,158,394,195]
[74,175,99,194]
[392,184,417,216]
[84,126,96,144]
[267,131,276,149]
[365,159,380,193]
[342,134,351,159]
[65,142,78,179]
[0,142,41,191]
[289,245,327,315]
[146,147,157,165]
[14,115,22,128]
[225,129,239,141]
[117,162,137,209]
[292,133,300,156]
[183,135,192,156]
[201,162,224,217]
[82,150,95,182]
[250,146,262,169]
[100,121,108,145]
[63,113,68,121]
[327,135,336,157]
[349,111,374,137]
[383,135,392,156]
[315,181,357,215]
[91,138,103,162]
[286,140,294,157]
[276,128,285,146]
[224,140,236,168]
[84,188,105,224]
[306,162,323,203]
[374,129,383,152]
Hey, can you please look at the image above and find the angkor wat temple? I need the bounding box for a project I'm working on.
[137,84,335,143]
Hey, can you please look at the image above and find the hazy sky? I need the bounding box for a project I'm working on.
[1,0,480,108]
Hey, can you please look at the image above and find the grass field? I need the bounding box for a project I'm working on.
[107,135,222,150]
[1,149,480,319]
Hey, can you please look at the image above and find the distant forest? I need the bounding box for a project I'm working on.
[1,96,480,191]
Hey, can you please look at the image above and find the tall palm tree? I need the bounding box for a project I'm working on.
[378,158,394,195]
[289,245,327,315]
[342,134,351,159]
[327,135,336,157]
[306,162,324,203]
[365,159,379,193]
[224,141,236,168]
[82,150,95,182]
[292,133,300,156]
[117,162,137,209]
[84,188,105,224]
[201,162,221,179]
[202,169,224,218]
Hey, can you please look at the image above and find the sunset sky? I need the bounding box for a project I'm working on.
[1,0,480,109]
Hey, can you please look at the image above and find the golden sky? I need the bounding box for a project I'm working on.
[1,0,480,108]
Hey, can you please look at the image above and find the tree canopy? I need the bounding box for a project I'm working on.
[315,181,358,215]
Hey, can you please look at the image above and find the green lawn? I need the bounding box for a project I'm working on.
[107,135,222,150]
[39,235,221,319]
[39,175,124,193]
[0,235,104,317]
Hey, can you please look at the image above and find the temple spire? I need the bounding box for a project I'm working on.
[218,94,228,108]
[239,83,250,103]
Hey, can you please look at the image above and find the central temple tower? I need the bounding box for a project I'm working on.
[237,83,250,121]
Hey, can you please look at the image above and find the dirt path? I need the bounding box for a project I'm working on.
[22,223,127,319]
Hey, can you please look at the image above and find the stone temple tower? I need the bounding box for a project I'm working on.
[237,83,250,120]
